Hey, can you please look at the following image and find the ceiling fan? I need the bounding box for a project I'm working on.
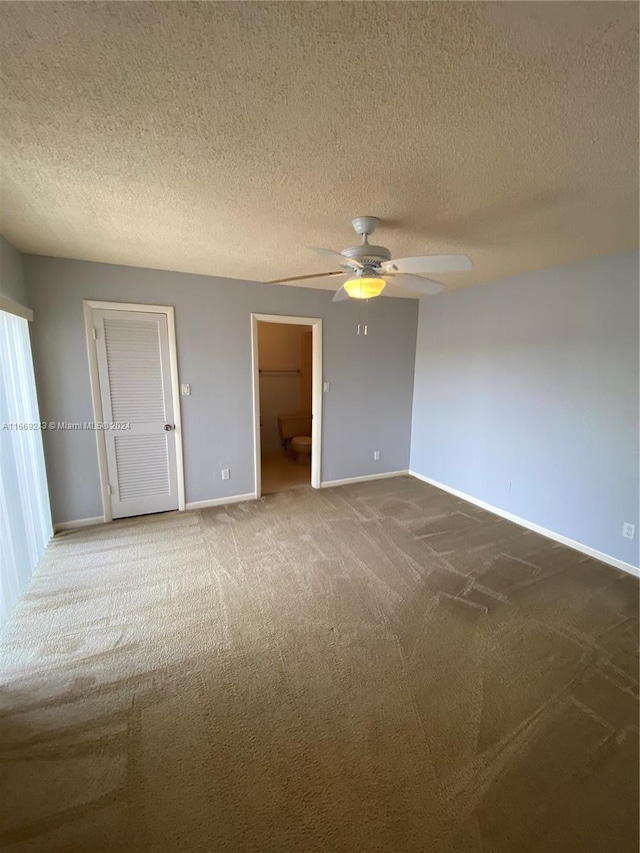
[266,217,472,301]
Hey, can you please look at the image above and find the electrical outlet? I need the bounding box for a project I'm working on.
[221,468,230,481]
[373,450,380,461]
[622,522,636,540]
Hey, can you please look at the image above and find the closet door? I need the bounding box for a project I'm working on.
[93,309,179,519]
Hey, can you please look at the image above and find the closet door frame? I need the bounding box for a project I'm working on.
[83,300,185,523]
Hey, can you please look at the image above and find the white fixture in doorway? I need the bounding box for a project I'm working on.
[84,301,185,522]
[251,314,322,497]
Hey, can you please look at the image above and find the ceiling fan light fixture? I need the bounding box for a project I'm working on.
[343,276,386,300]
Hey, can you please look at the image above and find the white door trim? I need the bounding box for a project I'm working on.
[83,300,185,522]
[251,313,322,497]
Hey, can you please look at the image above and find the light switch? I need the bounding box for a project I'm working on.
[323,382,331,392]
[181,383,191,396]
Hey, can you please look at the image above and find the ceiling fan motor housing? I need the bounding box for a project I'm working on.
[343,216,391,269]
[341,243,391,267]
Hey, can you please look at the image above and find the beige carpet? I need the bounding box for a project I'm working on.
[1,477,638,852]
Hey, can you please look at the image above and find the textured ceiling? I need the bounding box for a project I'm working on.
[0,2,638,297]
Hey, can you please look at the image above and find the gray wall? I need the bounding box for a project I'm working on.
[410,251,640,568]
[24,255,418,524]
[0,234,28,306]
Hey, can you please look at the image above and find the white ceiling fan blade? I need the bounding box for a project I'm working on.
[332,285,350,302]
[309,247,364,270]
[265,270,343,285]
[383,273,445,295]
[382,254,472,274]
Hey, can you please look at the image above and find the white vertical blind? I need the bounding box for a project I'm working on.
[0,309,52,626]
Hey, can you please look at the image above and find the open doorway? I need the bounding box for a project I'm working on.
[251,314,322,497]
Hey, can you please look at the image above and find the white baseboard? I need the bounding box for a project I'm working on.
[185,493,257,511]
[409,471,639,578]
[55,516,105,532]
[54,495,258,529]
[321,470,409,489]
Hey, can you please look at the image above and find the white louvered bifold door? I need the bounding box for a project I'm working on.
[93,310,179,519]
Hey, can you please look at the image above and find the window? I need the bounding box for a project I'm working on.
[0,309,52,625]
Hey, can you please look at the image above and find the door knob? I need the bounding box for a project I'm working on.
[164,424,174,431]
